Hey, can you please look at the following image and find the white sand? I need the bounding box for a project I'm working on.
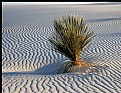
[2,3,121,93]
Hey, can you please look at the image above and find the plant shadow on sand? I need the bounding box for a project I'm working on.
[30,53,109,76]
[2,59,66,75]
[32,59,65,75]
[2,56,110,76]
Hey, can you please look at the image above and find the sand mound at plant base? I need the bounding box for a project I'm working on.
[2,3,121,93]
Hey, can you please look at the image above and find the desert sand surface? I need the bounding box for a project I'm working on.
[2,3,121,93]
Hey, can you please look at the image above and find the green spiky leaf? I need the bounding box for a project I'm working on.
[49,15,95,61]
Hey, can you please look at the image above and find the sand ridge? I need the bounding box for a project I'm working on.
[2,3,121,93]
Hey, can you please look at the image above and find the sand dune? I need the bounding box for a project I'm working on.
[2,3,121,93]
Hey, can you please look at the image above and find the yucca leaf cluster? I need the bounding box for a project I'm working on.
[49,15,94,62]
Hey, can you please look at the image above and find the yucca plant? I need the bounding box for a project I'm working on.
[49,15,96,74]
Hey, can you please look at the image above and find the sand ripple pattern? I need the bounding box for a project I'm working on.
[2,26,66,72]
[2,69,121,93]
[2,4,121,93]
